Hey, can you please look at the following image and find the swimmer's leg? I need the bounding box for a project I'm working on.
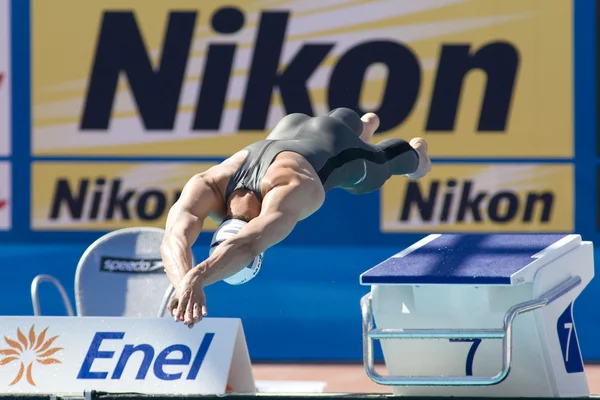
[327,108,379,143]
[266,113,310,140]
[327,108,363,137]
[344,138,426,195]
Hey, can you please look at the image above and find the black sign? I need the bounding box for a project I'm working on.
[100,256,164,274]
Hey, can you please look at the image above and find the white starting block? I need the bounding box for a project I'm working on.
[360,234,594,397]
[0,317,255,395]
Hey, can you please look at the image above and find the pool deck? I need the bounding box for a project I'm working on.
[251,363,600,394]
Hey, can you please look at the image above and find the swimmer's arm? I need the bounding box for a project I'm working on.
[160,173,220,289]
[194,185,303,286]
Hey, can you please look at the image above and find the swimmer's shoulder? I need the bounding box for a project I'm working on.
[198,150,248,193]
[262,152,326,209]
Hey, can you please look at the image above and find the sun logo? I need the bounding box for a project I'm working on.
[0,325,62,386]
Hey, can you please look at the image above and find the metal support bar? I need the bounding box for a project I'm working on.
[158,284,175,318]
[31,274,75,317]
[362,275,582,387]
[369,328,504,340]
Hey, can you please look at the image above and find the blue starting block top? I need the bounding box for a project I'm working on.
[360,234,572,285]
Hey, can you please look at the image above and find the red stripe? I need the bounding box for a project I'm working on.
[0,200,6,210]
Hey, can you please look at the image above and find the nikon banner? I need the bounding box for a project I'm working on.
[381,163,574,233]
[31,0,573,158]
[31,162,218,231]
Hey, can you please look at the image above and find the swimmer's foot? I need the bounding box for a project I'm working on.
[405,137,431,180]
[360,113,379,143]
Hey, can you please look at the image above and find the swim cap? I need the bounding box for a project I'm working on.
[209,218,264,285]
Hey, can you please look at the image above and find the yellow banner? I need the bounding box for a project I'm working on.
[380,163,574,233]
[32,0,572,158]
[31,162,219,231]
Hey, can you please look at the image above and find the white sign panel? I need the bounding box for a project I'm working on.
[0,161,10,230]
[0,0,10,156]
[0,317,255,395]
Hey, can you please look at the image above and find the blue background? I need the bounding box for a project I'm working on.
[0,0,598,362]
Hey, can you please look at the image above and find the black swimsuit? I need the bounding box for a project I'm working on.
[225,108,420,202]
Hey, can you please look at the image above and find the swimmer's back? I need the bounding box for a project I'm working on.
[225,108,369,202]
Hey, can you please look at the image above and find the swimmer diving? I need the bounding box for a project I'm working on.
[160,108,432,328]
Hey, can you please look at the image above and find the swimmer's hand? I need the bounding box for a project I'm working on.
[174,268,208,328]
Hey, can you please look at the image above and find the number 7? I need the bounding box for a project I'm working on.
[450,338,482,376]
[564,322,573,362]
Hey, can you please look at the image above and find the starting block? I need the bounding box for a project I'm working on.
[360,234,594,397]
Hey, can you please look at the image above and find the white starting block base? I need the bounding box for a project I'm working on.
[0,317,255,395]
[360,234,594,398]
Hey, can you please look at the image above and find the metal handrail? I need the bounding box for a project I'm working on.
[361,275,582,386]
[157,284,175,317]
[31,274,75,317]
